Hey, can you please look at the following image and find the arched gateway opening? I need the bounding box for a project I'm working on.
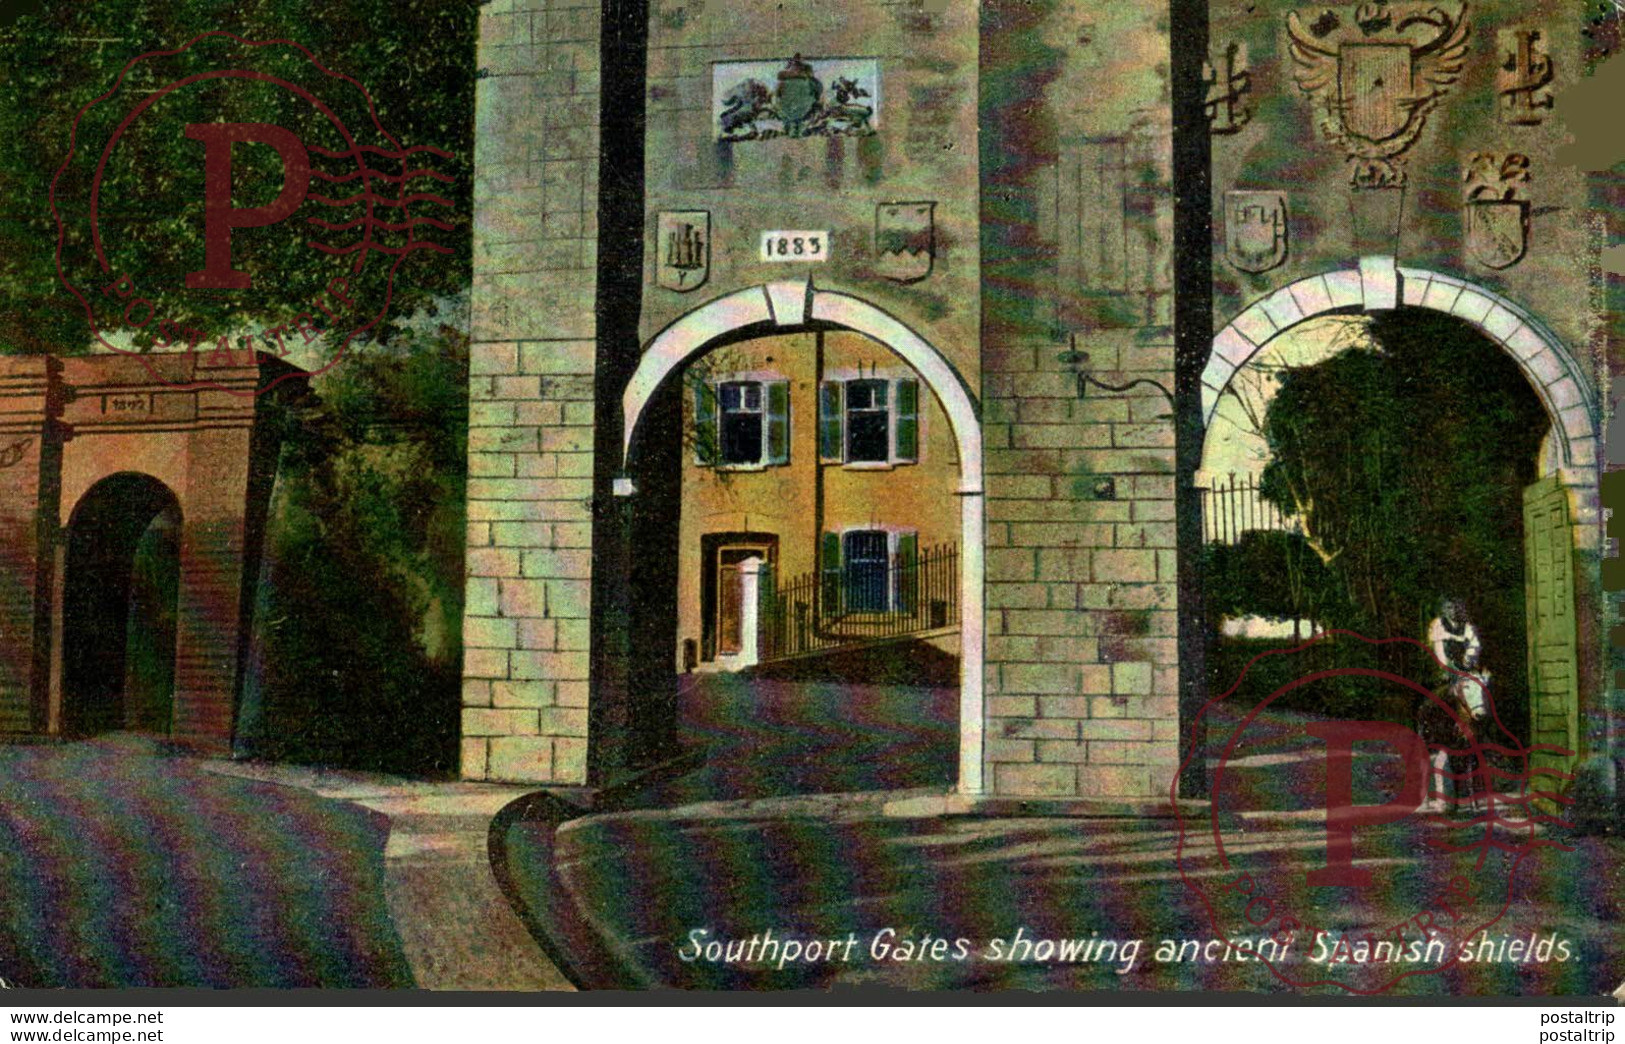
[62,472,182,738]
[1197,264,1601,792]
[619,280,986,795]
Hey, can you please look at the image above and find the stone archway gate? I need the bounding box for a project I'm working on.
[1198,258,1604,794]
[619,278,988,794]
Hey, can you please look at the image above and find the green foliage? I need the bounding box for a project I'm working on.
[1202,529,1346,624]
[1254,309,1548,730]
[1208,637,1418,725]
[244,321,469,776]
[0,2,477,775]
[0,0,474,354]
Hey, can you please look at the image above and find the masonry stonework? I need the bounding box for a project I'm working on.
[978,5,1181,798]
[0,353,272,753]
[461,0,603,784]
[461,0,1612,803]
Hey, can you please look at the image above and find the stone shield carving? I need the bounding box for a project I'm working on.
[1225,191,1289,274]
[1463,152,1530,270]
[1286,1,1471,188]
[875,202,935,283]
[658,211,710,292]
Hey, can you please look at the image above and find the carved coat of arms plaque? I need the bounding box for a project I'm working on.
[713,56,879,142]
[874,202,935,283]
[1462,152,1530,270]
[657,211,710,292]
[1286,1,1471,188]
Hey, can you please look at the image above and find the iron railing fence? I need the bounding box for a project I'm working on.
[758,543,958,662]
[1200,473,1293,545]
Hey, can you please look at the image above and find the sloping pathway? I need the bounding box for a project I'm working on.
[0,736,411,988]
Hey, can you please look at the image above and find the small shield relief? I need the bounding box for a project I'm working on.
[1337,43,1415,143]
[1225,191,1288,274]
[658,211,709,292]
[1462,152,1531,270]
[1465,199,1528,269]
[875,201,935,283]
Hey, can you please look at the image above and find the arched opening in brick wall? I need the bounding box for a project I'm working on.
[0,353,287,753]
[620,279,987,796]
[61,472,183,738]
[1197,263,1602,796]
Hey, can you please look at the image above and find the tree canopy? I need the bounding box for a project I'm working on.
[0,2,479,774]
[1253,308,1549,712]
[0,0,475,355]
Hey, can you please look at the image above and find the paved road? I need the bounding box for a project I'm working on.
[650,672,959,803]
[0,736,414,988]
[501,691,1625,994]
[537,795,1622,994]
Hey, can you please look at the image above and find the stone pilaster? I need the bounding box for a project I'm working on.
[462,0,602,784]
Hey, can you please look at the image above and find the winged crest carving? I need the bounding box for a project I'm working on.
[1286,1,1471,188]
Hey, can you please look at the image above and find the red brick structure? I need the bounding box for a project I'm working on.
[0,352,283,753]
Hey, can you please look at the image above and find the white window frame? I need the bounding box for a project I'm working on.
[697,371,789,471]
[835,524,917,614]
[844,378,891,467]
[820,371,921,470]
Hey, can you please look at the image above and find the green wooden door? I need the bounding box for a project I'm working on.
[1522,475,1579,801]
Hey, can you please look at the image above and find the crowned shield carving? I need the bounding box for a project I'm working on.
[714,56,878,142]
[1225,191,1289,273]
[1287,2,1471,188]
[1463,153,1530,270]
[657,211,709,292]
[875,202,935,283]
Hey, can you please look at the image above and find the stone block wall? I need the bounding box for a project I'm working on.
[981,331,1181,798]
[978,4,1181,798]
[461,0,602,784]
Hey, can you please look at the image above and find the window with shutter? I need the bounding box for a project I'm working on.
[692,381,718,465]
[894,531,918,614]
[820,532,842,615]
[843,530,890,612]
[765,380,789,465]
[846,380,890,463]
[717,381,763,465]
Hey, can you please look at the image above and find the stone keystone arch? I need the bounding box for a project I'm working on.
[619,277,989,795]
[1201,259,1601,542]
[1199,258,1609,807]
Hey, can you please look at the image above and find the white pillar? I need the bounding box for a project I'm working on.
[958,488,986,796]
[738,555,763,670]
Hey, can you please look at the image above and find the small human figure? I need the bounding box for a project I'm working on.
[1417,598,1490,814]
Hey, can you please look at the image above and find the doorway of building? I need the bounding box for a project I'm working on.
[700,533,778,662]
[61,473,182,738]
